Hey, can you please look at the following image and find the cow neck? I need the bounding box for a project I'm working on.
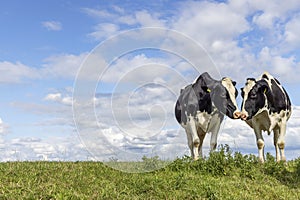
[261,78,291,114]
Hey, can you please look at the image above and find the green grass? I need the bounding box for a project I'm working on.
[0,146,299,199]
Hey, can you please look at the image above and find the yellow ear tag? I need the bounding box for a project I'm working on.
[207,88,211,93]
[264,88,267,94]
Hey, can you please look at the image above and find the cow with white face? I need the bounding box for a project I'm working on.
[175,72,241,160]
[240,72,292,162]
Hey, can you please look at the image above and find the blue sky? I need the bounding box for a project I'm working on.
[1,0,300,165]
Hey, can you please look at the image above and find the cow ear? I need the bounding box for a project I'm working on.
[232,81,237,86]
[260,84,268,94]
[257,80,269,94]
[263,86,268,94]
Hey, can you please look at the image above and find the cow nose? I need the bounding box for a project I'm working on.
[240,113,248,121]
[233,111,241,119]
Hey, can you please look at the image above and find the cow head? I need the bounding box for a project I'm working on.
[240,78,269,120]
[200,73,241,119]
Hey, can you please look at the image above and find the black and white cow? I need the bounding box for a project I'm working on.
[240,72,292,162]
[175,72,241,160]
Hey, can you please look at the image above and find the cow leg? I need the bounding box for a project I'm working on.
[278,122,287,162]
[187,117,200,160]
[197,127,206,159]
[185,129,194,159]
[273,128,281,162]
[254,127,265,163]
[209,120,221,152]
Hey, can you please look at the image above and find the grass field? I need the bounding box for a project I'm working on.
[0,146,299,199]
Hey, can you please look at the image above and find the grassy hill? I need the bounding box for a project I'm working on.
[0,146,299,199]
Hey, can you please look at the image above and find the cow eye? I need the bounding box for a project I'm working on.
[219,92,226,98]
[250,93,257,99]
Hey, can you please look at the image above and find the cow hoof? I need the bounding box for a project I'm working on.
[280,156,286,162]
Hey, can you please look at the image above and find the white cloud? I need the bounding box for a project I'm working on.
[161,1,256,81]
[42,21,62,31]
[112,5,125,14]
[84,7,167,41]
[249,0,300,29]
[82,7,115,18]
[100,54,168,83]
[88,23,120,40]
[0,53,89,84]
[0,61,40,84]
[252,12,274,29]
[41,52,108,81]
[118,15,137,25]
[77,1,300,85]
[172,1,249,46]
[41,53,88,79]
[72,79,186,161]
[160,0,300,83]
[257,47,300,82]
[0,136,89,161]
[134,10,166,27]
[82,7,166,28]
[44,93,62,102]
[283,13,300,50]
[44,93,73,106]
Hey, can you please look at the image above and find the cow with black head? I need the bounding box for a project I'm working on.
[240,72,292,162]
[175,72,241,160]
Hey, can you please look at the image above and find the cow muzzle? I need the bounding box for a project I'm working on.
[240,112,248,121]
[233,111,242,119]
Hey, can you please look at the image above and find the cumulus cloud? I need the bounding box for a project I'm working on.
[42,21,62,31]
[12,1,296,86]
[44,93,62,102]
[83,7,167,41]
[0,61,40,84]
[71,76,187,161]
[173,1,250,45]
[41,53,88,79]
[0,136,89,161]
[168,0,300,83]
[44,93,73,106]
[82,7,115,18]
[134,10,166,27]
[0,52,90,84]
[99,54,176,83]
[88,23,120,40]
[283,13,300,50]
[249,0,300,29]
[257,47,300,82]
